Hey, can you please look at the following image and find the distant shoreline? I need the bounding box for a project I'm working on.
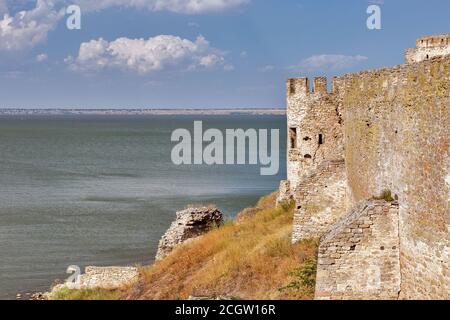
[0,108,286,116]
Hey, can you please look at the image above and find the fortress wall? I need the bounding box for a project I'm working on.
[341,56,450,299]
[315,200,400,300]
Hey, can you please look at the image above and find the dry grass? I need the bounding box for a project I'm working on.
[125,192,318,300]
[49,287,122,300]
[50,192,318,300]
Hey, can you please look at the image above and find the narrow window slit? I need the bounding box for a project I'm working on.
[289,127,297,149]
[318,134,324,145]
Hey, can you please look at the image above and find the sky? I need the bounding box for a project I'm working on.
[0,0,449,109]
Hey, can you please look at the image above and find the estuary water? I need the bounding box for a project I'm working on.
[0,115,286,299]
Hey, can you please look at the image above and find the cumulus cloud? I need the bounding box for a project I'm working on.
[223,64,234,71]
[188,21,200,28]
[71,0,250,14]
[68,35,228,74]
[258,65,274,72]
[0,0,249,54]
[290,54,368,72]
[0,0,64,52]
[36,53,48,62]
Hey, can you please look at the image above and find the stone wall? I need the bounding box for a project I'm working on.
[285,76,347,243]
[315,200,400,300]
[292,160,346,242]
[78,266,139,290]
[285,77,344,189]
[341,55,449,299]
[276,180,292,204]
[406,34,450,63]
[286,35,449,299]
[50,266,139,296]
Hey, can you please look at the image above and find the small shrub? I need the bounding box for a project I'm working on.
[280,200,295,212]
[280,258,317,294]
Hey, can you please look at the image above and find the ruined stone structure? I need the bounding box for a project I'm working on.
[279,34,449,300]
[156,206,223,261]
[47,266,139,299]
[406,34,450,64]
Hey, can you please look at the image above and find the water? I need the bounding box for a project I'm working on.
[0,115,286,299]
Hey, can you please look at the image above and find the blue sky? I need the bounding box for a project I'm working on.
[0,0,449,109]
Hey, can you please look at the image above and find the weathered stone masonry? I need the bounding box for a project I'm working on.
[279,34,450,300]
[315,200,400,300]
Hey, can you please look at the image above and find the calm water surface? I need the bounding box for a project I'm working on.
[0,115,286,299]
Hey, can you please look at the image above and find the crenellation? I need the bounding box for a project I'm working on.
[287,77,309,97]
[313,77,328,96]
[281,34,449,300]
[416,34,450,48]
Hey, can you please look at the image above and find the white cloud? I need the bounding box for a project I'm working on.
[0,0,249,54]
[36,53,48,62]
[188,21,200,28]
[72,0,250,14]
[258,65,274,72]
[224,64,234,71]
[0,0,64,52]
[68,35,228,74]
[198,53,224,67]
[290,54,368,72]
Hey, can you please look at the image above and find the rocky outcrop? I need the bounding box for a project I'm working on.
[156,207,223,261]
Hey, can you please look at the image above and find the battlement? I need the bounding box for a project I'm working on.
[313,77,327,95]
[287,78,309,96]
[415,33,450,48]
[406,33,450,63]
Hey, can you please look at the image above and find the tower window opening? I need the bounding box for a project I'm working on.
[289,127,297,149]
[318,134,324,145]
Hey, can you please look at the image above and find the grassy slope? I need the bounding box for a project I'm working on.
[51,192,318,300]
[125,192,318,300]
